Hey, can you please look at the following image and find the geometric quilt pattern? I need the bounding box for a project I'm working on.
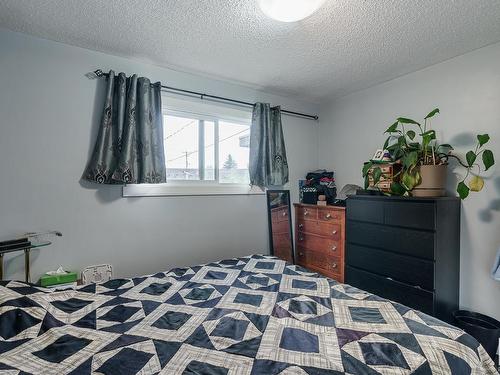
[0,255,497,374]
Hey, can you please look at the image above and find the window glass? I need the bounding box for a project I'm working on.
[163,111,250,184]
[218,121,250,184]
[164,115,199,180]
[203,121,216,181]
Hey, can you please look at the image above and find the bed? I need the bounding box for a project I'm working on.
[0,255,497,374]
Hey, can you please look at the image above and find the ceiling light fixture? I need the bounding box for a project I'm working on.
[258,0,326,22]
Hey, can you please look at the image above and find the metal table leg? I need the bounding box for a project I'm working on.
[0,253,3,280]
[24,249,30,283]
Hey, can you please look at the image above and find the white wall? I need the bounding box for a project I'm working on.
[0,29,319,281]
[319,42,500,319]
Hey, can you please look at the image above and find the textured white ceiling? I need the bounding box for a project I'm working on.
[1,0,500,103]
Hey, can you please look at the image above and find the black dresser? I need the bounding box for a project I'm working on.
[346,195,460,323]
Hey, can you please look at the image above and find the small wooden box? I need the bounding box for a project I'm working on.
[367,163,401,192]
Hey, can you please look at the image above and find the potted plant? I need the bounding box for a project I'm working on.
[362,108,495,199]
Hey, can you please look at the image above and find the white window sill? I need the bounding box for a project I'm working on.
[122,183,265,197]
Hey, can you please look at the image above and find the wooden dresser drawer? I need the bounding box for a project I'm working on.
[296,221,341,240]
[318,208,343,223]
[346,266,434,315]
[384,202,436,230]
[347,221,435,260]
[346,244,434,291]
[297,248,342,277]
[296,206,318,220]
[297,232,341,254]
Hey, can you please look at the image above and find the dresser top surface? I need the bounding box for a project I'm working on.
[347,194,460,202]
[294,203,346,210]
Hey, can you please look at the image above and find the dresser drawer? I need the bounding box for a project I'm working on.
[302,264,343,282]
[346,266,434,315]
[318,209,343,223]
[384,202,436,230]
[297,221,341,240]
[346,199,384,223]
[297,248,342,276]
[297,219,315,233]
[297,206,317,220]
[297,232,341,254]
[346,244,434,291]
[347,221,435,260]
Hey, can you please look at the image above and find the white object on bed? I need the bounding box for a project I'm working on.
[82,264,113,284]
[492,247,500,281]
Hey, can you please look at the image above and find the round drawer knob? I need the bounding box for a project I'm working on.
[331,245,337,251]
[331,263,337,269]
[304,211,309,216]
[325,213,332,219]
[299,252,304,256]
[299,237,304,241]
[332,230,337,235]
[282,212,287,217]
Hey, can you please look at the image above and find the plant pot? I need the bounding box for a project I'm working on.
[412,164,447,197]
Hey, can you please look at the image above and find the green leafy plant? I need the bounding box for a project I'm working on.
[362,108,495,199]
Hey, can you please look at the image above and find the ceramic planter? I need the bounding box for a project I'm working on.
[412,164,447,197]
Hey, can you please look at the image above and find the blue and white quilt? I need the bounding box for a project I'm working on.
[0,255,497,374]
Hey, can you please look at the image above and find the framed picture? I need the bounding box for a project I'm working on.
[371,149,384,161]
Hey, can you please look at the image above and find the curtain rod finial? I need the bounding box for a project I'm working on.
[85,69,104,79]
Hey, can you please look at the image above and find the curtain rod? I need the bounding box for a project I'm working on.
[90,70,318,121]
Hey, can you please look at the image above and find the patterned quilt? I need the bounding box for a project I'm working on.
[0,255,497,374]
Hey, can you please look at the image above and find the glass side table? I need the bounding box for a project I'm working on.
[0,241,51,283]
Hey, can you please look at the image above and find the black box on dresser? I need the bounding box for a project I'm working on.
[345,195,460,323]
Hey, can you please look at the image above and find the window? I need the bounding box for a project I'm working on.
[122,94,262,197]
[164,113,250,185]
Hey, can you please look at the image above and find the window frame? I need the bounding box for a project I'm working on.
[122,96,263,197]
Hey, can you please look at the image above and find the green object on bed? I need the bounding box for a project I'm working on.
[40,271,77,287]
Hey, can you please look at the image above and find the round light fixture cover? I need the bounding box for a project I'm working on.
[258,0,326,22]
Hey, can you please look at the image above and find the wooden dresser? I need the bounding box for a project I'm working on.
[346,195,460,323]
[294,203,346,282]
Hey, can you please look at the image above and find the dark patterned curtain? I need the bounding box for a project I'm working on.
[249,103,289,189]
[82,70,166,184]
